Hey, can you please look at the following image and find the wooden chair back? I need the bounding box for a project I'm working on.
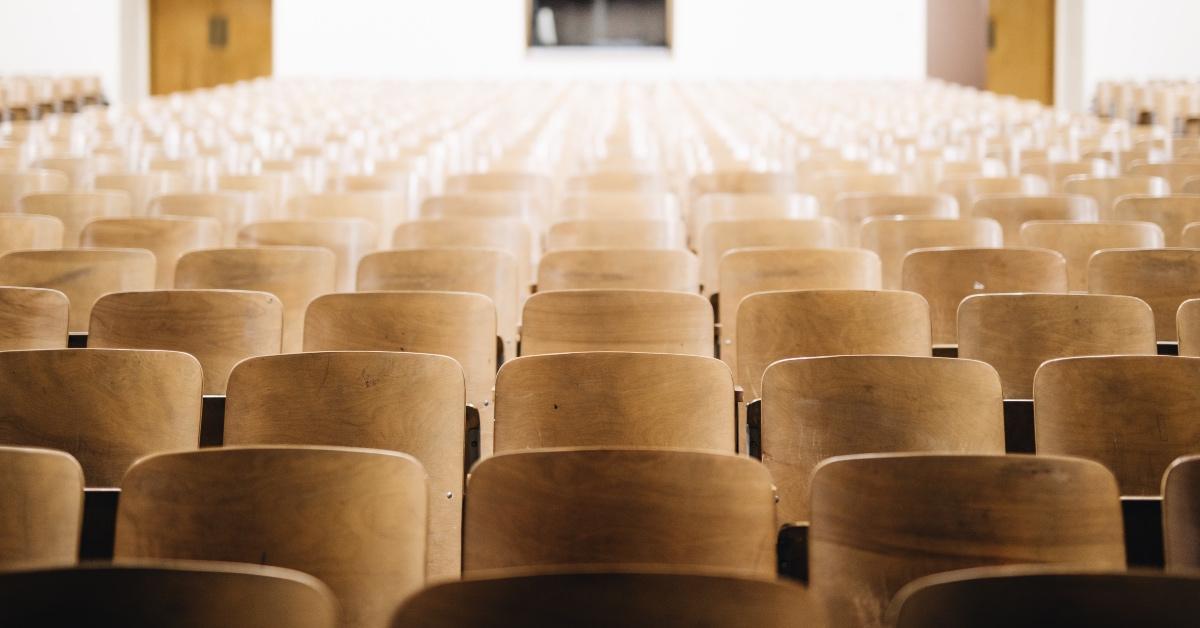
[152,192,268,245]
[0,213,62,253]
[689,193,818,246]
[286,192,406,249]
[393,219,534,294]
[445,172,551,202]
[0,446,83,570]
[225,351,465,578]
[18,191,130,247]
[538,249,698,292]
[0,169,69,211]
[832,193,959,238]
[1113,194,1200,246]
[1021,158,1114,190]
[546,219,683,250]
[217,173,298,216]
[89,290,282,394]
[971,193,1100,242]
[699,218,842,295]
[520,289,713,357]
[557,192,678,222]
[238,219,377,292]
[566,172,669,194]
[175,247,336,352]
[1062,175,1169,218]
[0,349,201,486]
[1164,454,1200,569]
[0,248,155,332]
[81,217,222,288]
[860,217,1002,289]
[810,453,1126,628]
[737,289,931,398]
[1019,221,1165,290]
[762,356,1004,522]
[690,171,799,197]
[902,247,1068,345]
[1089,248,1200,341]
[115,446,426,628]
[1129,161,1200,190]
[958,293,1157,398]
[95,172,190,215]
[0,286,68,350]
[420,193,541,224]
[1181,298,1200,356]
[463,448,777,576]
[937,175,1049,215]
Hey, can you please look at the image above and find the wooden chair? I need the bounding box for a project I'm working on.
[394,219,534,295]
[0,169,69,211]
[304,291,496,452]
[832,193,959,241]
[807,172,915,209]
[1164,454,1200,570]
[810,453,1125,628]
[95,172,190,215]
[718,248,881,370]
[0,286,68,350]
[462,448,776,576]
[1062,175,1169,218]
[89,290,282,395]
[1035,355,1200,495]
[688,193,819,247]
[538,249,698,292]
[699,218,842,295]
[689,171,799,198]
[0,349,201,486]
[1186,223,1200,246]
[225,351,464,579]
[1089,248,1200,341]
[1019,221,1165,290]
[152,192,268,245]
[175,247,336,353]
[958,293,1156,398]
[1112,195,1200,246]
[115,446,427,628]
[937,175,1049,215]
[546,219,684,250]
[861,217,1002,289]
[81,217,222,288]
[736,289,930,398]
[0,562,337,628]
[1021,158,1114,191]
[565,172,670,194]
[971,193,1099,242]
[238,219,377,292]
[18,190,131,247]
[557,192,679,222]
[445,172,551,203]
[902,247,1068,345]
[391,569,814,628]
[1181,299,1200,356]
[420,193,541,225]
[217,173,297,216]
[0,446,82,570]
[286,192,407,249]
[889,566,1200,628]
[356,249,517,356]
[328,172,417,195]
[1129,161,1200,190]
[494,352,734,453]
[520,289,712,357]
[0,248,155,332]
[0,213,62,253]
[762,356,1004,523]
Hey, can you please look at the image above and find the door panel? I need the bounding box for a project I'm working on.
[986,0,1055,105]
[151,0,272,95]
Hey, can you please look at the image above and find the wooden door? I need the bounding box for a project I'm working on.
[150,0,272,95]
[986,0,1055,105]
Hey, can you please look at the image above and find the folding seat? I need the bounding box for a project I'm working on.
[225,351,465,578]
[902,247,1068,345]
[81,217,222,288]
[689,170,800,198]
[689,193,819,248]
[0,563,336,628]
[520,289,712,357]
[494,352,734,453]
[445,171,552,202]
[1020,158,1114,191]
[860,217,1002,289]
[420,192,541,225]
[356,249,517,357]
[0,248,154,332]
[328,172,418,195]
[1062,175,1169,218]
[538,249,698,292]
[19,190,131,247]
[462,448,776,576]
[1089,248,1200,341]
[1129,161,1200,190]
[557,192,679,222]
[736,289,930,398]
[832,193,959,243]
[0,213,62,253]
[0,446,83,570]
[286,193,407,249]
[394,219,534,296]
[175,247,336,353]
[958,293,1156,399]
[0,169,69,211]
[32,156,102,189]
[1113,195,1200,246]
[936,175,1049,215]
[1019,220,1164,290]
[761,356,1004,523]
[971,193,1099,243]
[699,218,842,295]
[95,172,190,215]
[1182,299,1200,356]
[392,570,813,628]
[217,173,299,217]
[238,219,377,292]
[151,192,267,245]
[1186,177,1200,194]
[564,171,670,195]
[889,567,1200,628]
[115,446,426,628]
[807,172,915,209]
[1164,455,1200,570]
[304,291,496,452]
[89,290,282,395]
[810,453,1125,628]
[547,219,683,250]
[0,349,201,486]
[0,286,67,350]
[1186,223,1200,246]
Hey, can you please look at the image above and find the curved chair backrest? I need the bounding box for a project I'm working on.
[0,248,155,332]
[1089,248,1200,341]
[520,289,713,357]
[0,286,68,350]
[82,217,222,288]
[19,191,129,247]
[238,219,377,292]
[860,217,1002,289]
[538,249,698,292]
[1019,220,1164,290]
[0,446,83,570]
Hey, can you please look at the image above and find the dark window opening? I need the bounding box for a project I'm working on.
[529,0,669,48]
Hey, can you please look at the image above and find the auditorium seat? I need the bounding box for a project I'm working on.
[0,212,62,252]
[494,352,735,452]
[462,448,776,575]
[832,193,959,242]
[19,190,131,247]
[0,248,154,332]
[860,217,1002,289]
[937,174,1049,214]
[1112,195,1200,246]
[1020,159,1114,191]
[0,286,67,349]
[393,219,534,295]
[217,173,297,217]
[971,193,1100,243]
[1062,175,1169,218]
[1129,161,1200,191]
[287,192,406,249]
[0,349,201,486]
[1185,222,1200,246]
[1089,248,1200,341]
[88,290,282,394]
[0,169,69,210]
[1019,220,1165,290]
[688,193,819,246]
[94,172,190,215]
[152,192,267,245]
[225,351,465,578]
[420,192,542,225]
[520,289,712,356]
[810,453,1125,628]
[0,446,83,570]
[557,192,679,222]
[566,171,670,194]
[81,217,222,288]
[115,446,426,628]
[238,219,377,292]
[761,356,1004,523]
[175,247,336,352]
[699,218,842,295]
[902,247,1068,345]
[546,219,684,250]
[538,248,698,291]
[958,293,1157,398]
[1180,299,1200,356]
[689,170,800,198]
